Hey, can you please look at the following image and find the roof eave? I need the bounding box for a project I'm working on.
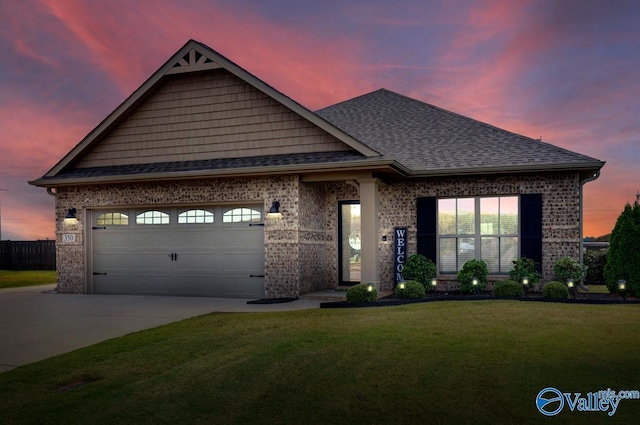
[406,161,606,178]
[29,159,407,188]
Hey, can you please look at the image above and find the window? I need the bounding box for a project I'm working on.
[178,209,214,224]
[438,196,518,274]
[222,208,261,223]
[136,210,170,225]
[96,212,128,226]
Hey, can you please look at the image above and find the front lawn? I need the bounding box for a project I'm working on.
[0,270,57,289]
[1,301,639,424]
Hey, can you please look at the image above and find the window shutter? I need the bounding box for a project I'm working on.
[520,194,543,270]
[417,197,437,262]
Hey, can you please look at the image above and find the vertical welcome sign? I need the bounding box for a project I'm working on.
[394,227,407,286]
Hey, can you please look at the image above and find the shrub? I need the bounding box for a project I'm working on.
[401,254,437,290]
[395,280,425,299]
[553,257,586,284]
[543,281,569,299]
[604,201,640,297]
[493,280,525,298]
[509,257,542,289]
[584,248,608,285]
[457,259,488,293]
[346,284,378,302]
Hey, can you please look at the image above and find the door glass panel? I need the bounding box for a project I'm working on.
[340,203,361,283]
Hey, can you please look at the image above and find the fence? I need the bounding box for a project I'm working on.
[0,240,56,270]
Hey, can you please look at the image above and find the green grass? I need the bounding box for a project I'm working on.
[0,270,57,289]
[1,301,639,424]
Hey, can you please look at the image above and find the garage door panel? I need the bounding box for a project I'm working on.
[92,207,265,298]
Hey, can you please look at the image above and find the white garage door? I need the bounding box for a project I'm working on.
[91,206,265,298]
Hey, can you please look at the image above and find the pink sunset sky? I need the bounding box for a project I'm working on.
[0,0,638,240]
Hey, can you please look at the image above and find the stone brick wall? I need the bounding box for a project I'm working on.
[52,170,583,297]
[54,176,303,297]
[376,172,582,291]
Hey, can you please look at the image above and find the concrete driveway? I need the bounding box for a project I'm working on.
[0,284,320,373]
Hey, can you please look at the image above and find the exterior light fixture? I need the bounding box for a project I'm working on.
[398,282,405,300]
[472,277,479,294]
[431,278,437,288]
[617,279,627,300]
[367,283,375,293]
[267,200,282,218]
[566,278,576,298]
[522,276,529,294]
[64,208,78,224]
[399,282,406,290]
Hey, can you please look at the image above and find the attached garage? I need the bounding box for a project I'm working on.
[90,205,265,297]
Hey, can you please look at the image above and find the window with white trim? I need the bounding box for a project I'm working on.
[96,212,129,226]
[222,208,261,223]
[438,196,518,273]
[136,210,170,225]
[178,209,214,224]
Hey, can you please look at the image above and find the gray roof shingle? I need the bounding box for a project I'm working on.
[316,89,603,173]
[49,151,369,180]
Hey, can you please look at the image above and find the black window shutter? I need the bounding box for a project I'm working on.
[416,197,437,263]
[520,194,543,271]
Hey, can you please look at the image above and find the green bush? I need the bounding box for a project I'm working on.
[346,284,378,302]
[543,281,569,299]
[457,259,488,293]
[584,248,608,285]
[401,254,437,290]
[553,257,586,284]
[493,280,525,298]
[604,201,640,297]
[395,280,425,299]
[509,258,542,288]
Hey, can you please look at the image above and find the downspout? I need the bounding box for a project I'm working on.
[579,170,601,290]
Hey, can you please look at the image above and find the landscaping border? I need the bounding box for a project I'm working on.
[320,294,640,308]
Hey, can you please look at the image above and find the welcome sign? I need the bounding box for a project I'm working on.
[394,227,407,285]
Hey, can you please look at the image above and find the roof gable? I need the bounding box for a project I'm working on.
[317,89,604,175]
[43,40,380,177]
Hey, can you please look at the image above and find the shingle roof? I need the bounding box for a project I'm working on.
[46,151,369,180]
[316,89,603,173]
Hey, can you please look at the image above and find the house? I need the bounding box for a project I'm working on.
[30,39,605,298]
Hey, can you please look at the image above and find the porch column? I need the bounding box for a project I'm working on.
[358,178,379,285]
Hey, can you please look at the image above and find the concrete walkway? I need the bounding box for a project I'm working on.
[0,284,320,373]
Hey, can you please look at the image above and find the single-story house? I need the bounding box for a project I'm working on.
[30,39,605,298]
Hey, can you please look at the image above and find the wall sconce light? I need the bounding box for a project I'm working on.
[267,200,282,218]
[617,279,627,300]
[64,208,78,224]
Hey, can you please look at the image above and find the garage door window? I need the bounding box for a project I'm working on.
[96,212,129,226]
[222,208,261,223]
[136,210,170,225]
[178,209,214,224]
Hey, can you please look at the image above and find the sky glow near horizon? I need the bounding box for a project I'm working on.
[0,0,639,240]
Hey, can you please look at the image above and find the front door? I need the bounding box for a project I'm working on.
[339,201,361,284]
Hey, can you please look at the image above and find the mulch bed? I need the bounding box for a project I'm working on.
[320,291,639,309]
